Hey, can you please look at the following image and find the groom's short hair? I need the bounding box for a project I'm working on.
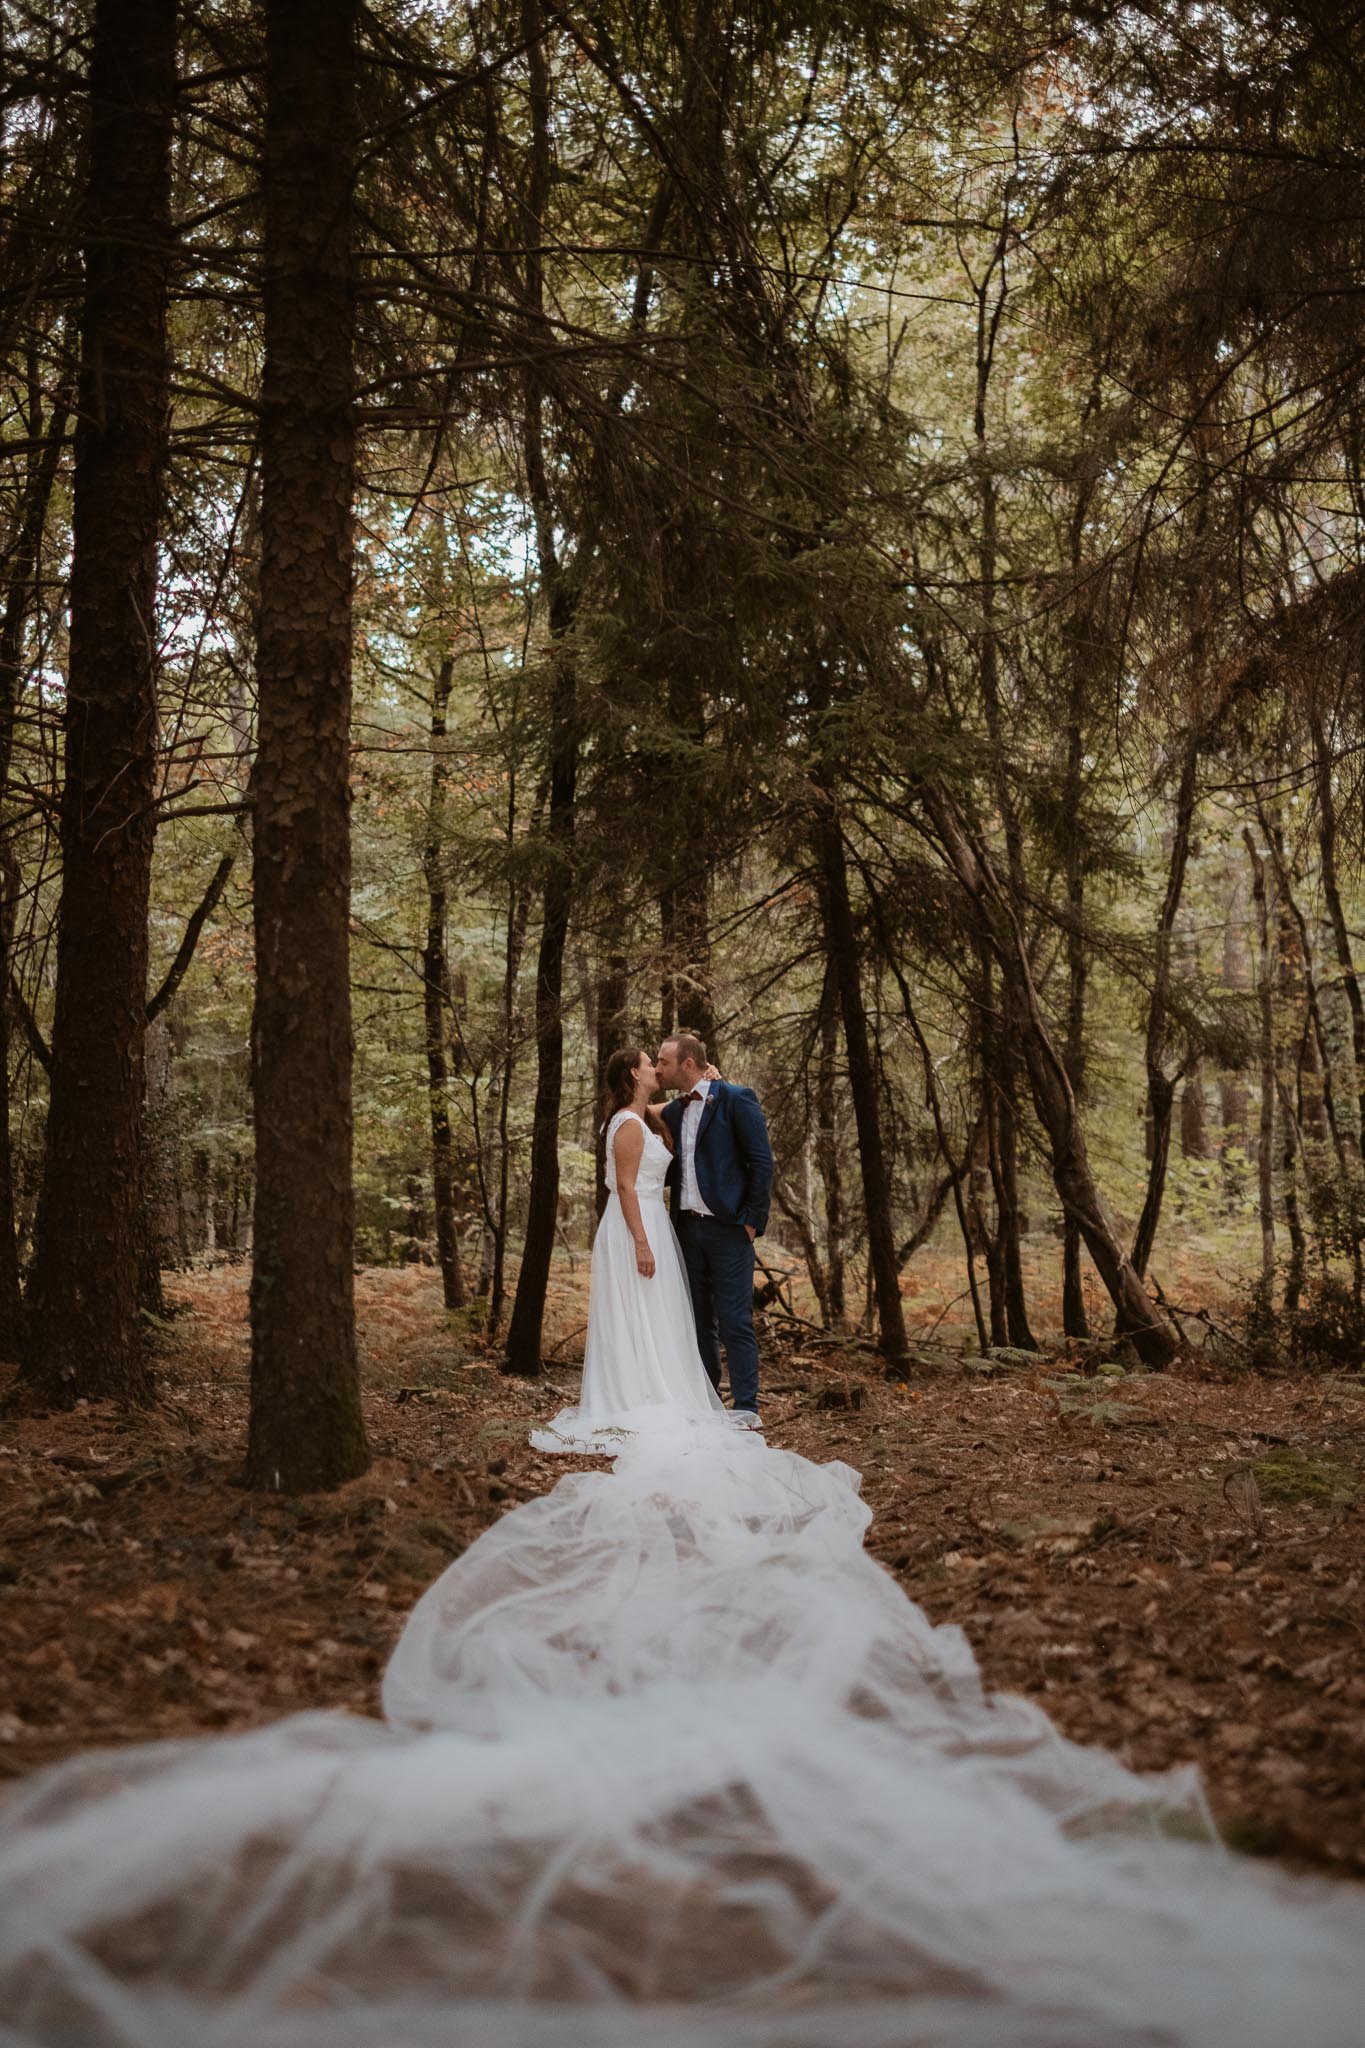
[666,1031,708,1070]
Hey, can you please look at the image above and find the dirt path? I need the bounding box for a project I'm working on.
[2,1266,1362,1876]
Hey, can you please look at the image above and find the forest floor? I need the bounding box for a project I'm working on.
[1,1257,1363,1880]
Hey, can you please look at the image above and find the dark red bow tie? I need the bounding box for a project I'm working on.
[683,1089,705,1104]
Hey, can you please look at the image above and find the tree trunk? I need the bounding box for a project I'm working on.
[1180,1061,1210,1159]
[0,858,22,1359]
[138,1013,175,1316]
[1130,735,1199,1279]
[814,798,909,1374]
[977,948,1036,1348]
[502,635,576,1375]
[659,666,716,1053]
[1218,861,1251,1187]
[502,0,578,1377]
[20,0,174,1406]
[594,951,630,1223]
[1244,828,1277,1309]
[423,657,466,1311]
[246,0,369,1492]
[995,1063,1036,1347]
[1262,809,1348,1172]
[1060,469,1092,1338]
[1312,707,1365,1155]
[928,789,1178,1365]
[976,967,1008,1344]
[0,382,69,1357]
[815,960,847,1325]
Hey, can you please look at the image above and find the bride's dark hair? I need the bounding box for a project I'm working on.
[602,1046,672,1151]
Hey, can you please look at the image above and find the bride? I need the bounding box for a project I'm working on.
[533,1045,726,1449]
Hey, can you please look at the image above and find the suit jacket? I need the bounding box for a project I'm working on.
[662,1079,774,1236]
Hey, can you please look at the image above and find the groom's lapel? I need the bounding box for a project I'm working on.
[695,1084,721,1144]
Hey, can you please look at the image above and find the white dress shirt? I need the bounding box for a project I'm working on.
[680,1078,714,1216]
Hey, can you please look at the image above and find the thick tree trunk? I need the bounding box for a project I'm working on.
[423,658,466,1311]
[20,0,174,1406]
[814,799,909,1374]
[246,0,369,1492]
[928,790,1178,1365]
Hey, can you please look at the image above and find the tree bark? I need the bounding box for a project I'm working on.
[814,959,846,1325]
[813,796,909,1374]
[1060,457,1093,1338]
[1218,860,1251,1185]
[423,657,467,1311]
[927,789,1178,1365]
[0,858,22,1358]
[1311,707,1365,1155]
[594,951,630,1223]
[0,380,68,1357]
[977,948,1036,1348]
[1130,734,1199,1279]
[658,633,716,1053]
[1180,1062,1210,1159]
[20,0,174,1406]
[502,631,576,1375]
[1244,828,1277,1309]
[504,0,578,1376]
[246,0,369,1492]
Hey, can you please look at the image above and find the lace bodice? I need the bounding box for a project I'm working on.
[603,1110,671,1202]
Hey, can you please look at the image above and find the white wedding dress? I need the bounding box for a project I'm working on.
[3,1318,1365,2040]
[532,1109,726,1452]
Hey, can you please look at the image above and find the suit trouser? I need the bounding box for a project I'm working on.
[676,1213,759,1411]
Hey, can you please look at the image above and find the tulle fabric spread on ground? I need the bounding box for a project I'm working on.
[2,1415,1364,2047]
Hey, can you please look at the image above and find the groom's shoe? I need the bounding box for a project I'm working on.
[730,1408,763,1430]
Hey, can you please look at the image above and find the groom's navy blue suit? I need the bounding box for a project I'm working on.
[662,1079,774,1413]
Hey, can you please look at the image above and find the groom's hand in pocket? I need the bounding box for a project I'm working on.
[635,1239,656,1279]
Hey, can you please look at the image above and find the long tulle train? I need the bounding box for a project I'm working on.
[1,1413,1363,2045]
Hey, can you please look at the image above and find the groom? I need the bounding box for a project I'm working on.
[656,1034,774,1424]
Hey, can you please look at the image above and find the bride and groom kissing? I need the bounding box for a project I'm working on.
[538,1032,775,1450]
